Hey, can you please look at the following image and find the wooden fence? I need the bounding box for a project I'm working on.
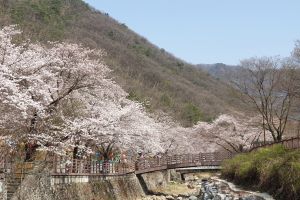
[250,137,300,152]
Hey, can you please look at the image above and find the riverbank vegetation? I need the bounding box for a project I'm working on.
[222,145,300,199]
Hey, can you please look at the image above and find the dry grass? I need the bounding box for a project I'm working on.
[154,181,198,196]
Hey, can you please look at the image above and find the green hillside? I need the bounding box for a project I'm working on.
[0,0,244,126]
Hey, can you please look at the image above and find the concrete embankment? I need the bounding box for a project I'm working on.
[10,170,145,200]
[7,166,175,200]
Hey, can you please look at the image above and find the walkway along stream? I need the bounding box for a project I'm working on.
[1,137,299,199]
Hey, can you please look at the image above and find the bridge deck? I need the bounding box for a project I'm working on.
[134,152,232,174]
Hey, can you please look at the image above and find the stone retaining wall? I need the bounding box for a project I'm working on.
[11,171,145,200]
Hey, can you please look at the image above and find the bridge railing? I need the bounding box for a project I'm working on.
[135,152,233,173]
[52,156,135,176]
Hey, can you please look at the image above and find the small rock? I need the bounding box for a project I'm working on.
[213,195,222,200]
[243,196,265,200]
[188,196,198,200]
[166,195,175,200]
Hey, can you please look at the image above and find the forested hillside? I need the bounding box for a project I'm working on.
[0,0,244,126]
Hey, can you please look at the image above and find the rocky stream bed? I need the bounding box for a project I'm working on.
[142,173,274,200]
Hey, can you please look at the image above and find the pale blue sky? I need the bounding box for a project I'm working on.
[84,0,300,65]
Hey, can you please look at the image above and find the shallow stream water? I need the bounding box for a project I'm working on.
[142,173,274,200]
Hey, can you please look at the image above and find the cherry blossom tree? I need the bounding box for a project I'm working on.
[158,114,273,154]
[194,114,265,153]
[0,25,165,156]
[0,26,106,149]
[0,25,268,158]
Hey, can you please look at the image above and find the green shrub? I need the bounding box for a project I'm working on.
[160,94,172,107]
[127,91,141,102]
[182,103,203,125]
[108,31,114,39]
[222,145,300,199]
[127,91,151,109]
[131,44,153,57]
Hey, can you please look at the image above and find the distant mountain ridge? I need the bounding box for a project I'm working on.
[0,0,245,126]
[196,63,241,82]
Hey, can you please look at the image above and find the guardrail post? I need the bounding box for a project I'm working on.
[54,156,57,173]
